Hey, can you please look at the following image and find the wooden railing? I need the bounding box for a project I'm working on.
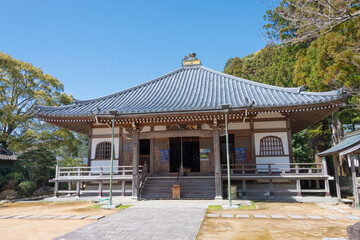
[139,163,148,192]
[57,165,145,178]
[221,162,326,176]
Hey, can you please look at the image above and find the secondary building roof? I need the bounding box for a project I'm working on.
[318,131,360,156]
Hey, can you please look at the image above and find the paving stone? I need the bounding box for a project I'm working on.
[326,215,343,220]
[0,215,15,219]
[70,215,89,220]
[222,214,234,218]
[87,215,105,220]
[236,214,250,218]
[40,215,59,219]
[288,214,306,219]
[207,213,220,218]
[253,214,267,219]
[11,215,30,219]
[307,215,324,220]
[345,215,360,220]
[270,214,286,219]
[56,215,74,219]
[24,215,43,219]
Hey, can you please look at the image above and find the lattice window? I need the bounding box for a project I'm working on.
[95,142,112,159]
[260,136,284,156]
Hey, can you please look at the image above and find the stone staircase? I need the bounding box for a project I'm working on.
[180,177,215,199]
[140,176,215,199]
[140,177,176,199]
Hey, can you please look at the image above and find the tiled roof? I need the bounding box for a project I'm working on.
[318,132,360,156]
[36,65,344,117]
[0,154,17,161]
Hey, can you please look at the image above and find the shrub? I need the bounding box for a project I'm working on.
[5,172,25,184]
[34,186,54,196]
[18,181,36,197]
[1,180,16,191]
[0,189,18,200]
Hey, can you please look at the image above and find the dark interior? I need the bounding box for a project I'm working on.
[220,134,234,164]
[170,137,200,172]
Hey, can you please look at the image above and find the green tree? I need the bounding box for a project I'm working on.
[0,52,73,149]
[15,148,56,187]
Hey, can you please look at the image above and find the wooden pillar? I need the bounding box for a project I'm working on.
[286,117,294,163]
[250,117,255,164]
[98,181,103,197]
[295,163,301,196]
[350,153,359,208]
[322,157,331,197]
[122,167,126,196]
[87,127,92,167]
[150,138,154,175]
[119,127,123,165]
[269,179,274,197]
[53,164,59,197]
[67,182,72,196]
[242,180,247,198]
[332,154,341,201]
[76,182,80,197]
[132,130,140,199]
[213,128,222,200]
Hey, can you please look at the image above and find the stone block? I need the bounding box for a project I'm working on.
[222,214,234,218]
[87,215,105,220]
[345,215,360,220]
[207,213,220,218]
[270,214,286,219]
[326,215,343,220]
[288,215,305,219]
[56,215,74,219]
[70,215,89,220]
[307,215,324,220]
[253,214,267,219]
[348,222,360,240]
[236,214,250,218]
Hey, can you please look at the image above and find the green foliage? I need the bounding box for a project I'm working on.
[0,189,18,200]
[5,172,25,184]
[0,51,74,151]
[15,148,56,187]
[59,156,86,167]
[18,181,36,197]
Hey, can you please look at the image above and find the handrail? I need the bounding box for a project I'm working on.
[57,165,144,178]
[176,165,183,186]
[139,163,148,193]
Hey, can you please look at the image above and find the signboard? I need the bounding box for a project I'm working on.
[235,147,246,163]
[159,149,169,164]
[200,148,211,161]
[179,124,201,130]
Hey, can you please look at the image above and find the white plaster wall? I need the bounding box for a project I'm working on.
[254,132,289,155]
[229,122,250,130]
[256,157,290,172]
[91,138,119,159]
[254,121,286,129]
[255,113,283,118]
[92,128,120,135]
[90,160,119,174]
[154,126,166,131]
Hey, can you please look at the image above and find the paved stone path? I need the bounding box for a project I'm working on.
[0,214,104,220]
[56,202,207,240]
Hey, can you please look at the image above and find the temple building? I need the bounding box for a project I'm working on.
[36,53,345,200]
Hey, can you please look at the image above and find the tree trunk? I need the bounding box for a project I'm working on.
[331,114,350,176]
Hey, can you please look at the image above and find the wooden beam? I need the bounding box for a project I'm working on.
[332,154,341,201]
[286,117,294,163]
[250,117,255,164]
[322,158,331,197]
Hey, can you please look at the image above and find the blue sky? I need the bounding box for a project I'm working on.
[1,0,270,100]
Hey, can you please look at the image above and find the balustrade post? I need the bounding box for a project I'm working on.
[76,181,80,197]
[322,157,330,197]
[98,167,103,197]
[295,163,301,196]
[122,167,126,196]
[53,163,59,197]
[350,153,359,207]
[332,154,341,201]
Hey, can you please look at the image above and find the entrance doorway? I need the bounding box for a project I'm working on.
[140,139,150,172]
[170,137,200,172]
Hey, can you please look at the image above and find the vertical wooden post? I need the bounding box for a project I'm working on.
[269,179,274,197]
[54,164,59,197]
[322,157,331,197]
[295,164,301,196]
[98,167,103,197]
[350,153,359,208]
[87,128,92,167]
[67,182,72,196]
[119,127,123,165]
[76,182,80,197]
[213,128,222,200]
[286,117,294,163]
[132,130,140,199]
[332,154,341,201]
[122,167,126,196]
[250,117,256,164]
[150,138,154,176]
[241,165,246,198]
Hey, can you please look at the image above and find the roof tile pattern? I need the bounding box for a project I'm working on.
[37,65,343,116]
